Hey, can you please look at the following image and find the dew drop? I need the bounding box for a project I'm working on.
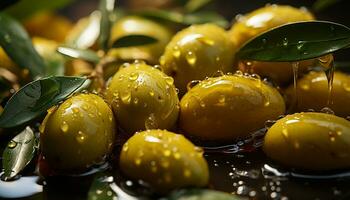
[164,76,174,85]
[72,107,80,114]
[134,158,142,166]
[60,121,69,133]
[186,51,197,66]
[218,95,226,104]
[172,46,181,58]
[163,150,171,157]
[129,72,139,81]
[300,82,310,90]
[174,152,181,159]
[149,91,155,97]
[183,169,192,177]
[187,80,201,91]
[160,56,166,65]
[76,131,86,143]
[8,140,17,149]
[122,143,129,152]
[282,38,288,46]
[145,113,158,130]
[120,90,131,105]
[197,36,214,46]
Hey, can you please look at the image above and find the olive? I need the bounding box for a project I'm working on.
[160,24,236,96]
[40,94,116,172]
[105,62,179,134]
[263,112,350,170]
[24,12,73,42]
[108,16,172,64]
[0,47,21,75]
[180,74,285,141]
[285,71,350,117]
[230,5,315,85]
[119,129,209,192]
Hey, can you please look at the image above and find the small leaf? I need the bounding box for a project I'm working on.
[135,9,184,24]
[183,11,229,27]
[185,0,212,13]
[88,174,117,200]
[0,76,89,128]
[0,0,20,10]
[99,0,116,51]
[5,0,74,20]
[65,11,101,49]
[313,0,341,12]
[236,21,350,62]
[2,127,37,181]
[0,12,45,79]
[57,46,100,63]
[167,189,245,200]
[112,35,158,48]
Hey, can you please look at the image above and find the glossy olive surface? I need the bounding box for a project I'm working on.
[160,24,236,96]
[105,62,179,134]
[180,74,285,141]
[264,112,350,170]
[119,129,209,192]
[285,71,350,117]
[108,16,172,64]
[40,94,116,171]
[230,5,315,85]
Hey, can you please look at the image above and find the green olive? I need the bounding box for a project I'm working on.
[105,62,179,134]
[285,71,350,117]
[230,5,315,85]
[180,74,285,141]
[108,16,172,64]
[160,24,236,96]
[119,129,209,192]
[40,94,116,172]
[263,112,350,170]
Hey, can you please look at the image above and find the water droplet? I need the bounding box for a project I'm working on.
[186,51,197,66]
[149,91,155,97]
[145,113,158,129]
[72,107,80,114]
[318,54,334,69]
[218,95,226,104]
[129,72,139,81]
[300,83,310,90]
[187,80,201,91]
[164,76,174,85]
[174,152,181,159]
[160,56,166,65]
[120,90,131,104]
[197,36,214,46]
[163,150,171,157]
[60,121,69,133]
[282,38,288,46]
[321,107,335,115]
[172,46,181,58]
[134,158,142,166]
[76,131,86,143]
[183,169,192,177]
[122,143,129,152]
[8,140,17,149]
[282,128,288,138]
[297,41,305,51]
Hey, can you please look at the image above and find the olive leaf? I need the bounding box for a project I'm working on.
[1,126,37,181]
[183,11,228,27]
[88,174,117,200]
[99,0,116,51]
[0,12,45,79]
[135,9,184,24]
[111,35,159,48]
[0,76,89,128]
[313,0,341,12]
[0,0,20,10]
[5,0,74,20]
[65,11,101,49]
[236,21,350,62]
[167,189,246,200]
[57,46,100,63]
[185,0,212,13]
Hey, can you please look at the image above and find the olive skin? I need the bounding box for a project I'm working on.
[285,71,350,117]
[108,16,172,64]
[263,112,350,171]
[180,74,285,141]
[105,62,179,134]
[160,24,236,96]
[120,129,209,192]
[230,5,315,85]
[40,94,116,172]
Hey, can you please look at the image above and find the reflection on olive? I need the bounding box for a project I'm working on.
[264,112,350,170]
[119,129,209,192]
[105,62,179,134]
[180,74,285,141]
[160,24,236,96]
[40,94,116,172]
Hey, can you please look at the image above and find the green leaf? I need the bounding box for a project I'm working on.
[313,0,341,12]
[0,76,89,128]
[135,9,184,24]
[1,127,37,181]
[185,0,212,13]
[111,35,158,48]
[88,174,117,200]
[57,46,100,63]
[167,189,245,200]
[0,0,20,10]
[183,11,229,27]
[5,0,74,20]
[98,0,116,51]
[0,12,45,79]
[65,11,101,49]
[236,21,350,62]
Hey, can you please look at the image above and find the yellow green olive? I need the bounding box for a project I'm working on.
[40,94,116,171]
[160,24,236,96]
[263,112,350,170]
[230,5,315,85]
[120,129,209,192]
[285,71,350,117]
[105,62,179,134]
[108,16,172,64]
[180,74,285,141]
